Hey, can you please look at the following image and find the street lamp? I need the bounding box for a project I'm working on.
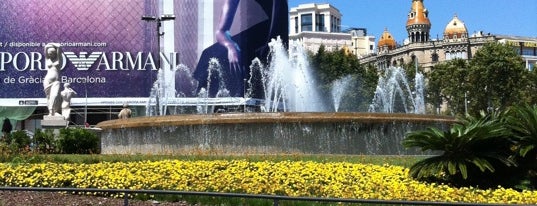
[141,14,175,115]
[464,91,468,116]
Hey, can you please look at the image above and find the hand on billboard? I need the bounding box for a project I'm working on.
[216,30,242,77]
[216,0,243,78]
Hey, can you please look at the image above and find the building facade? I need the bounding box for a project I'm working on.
[360,0,537,71]
[289,3,376,57]
[290,3,342,34]
[348,28,376,58]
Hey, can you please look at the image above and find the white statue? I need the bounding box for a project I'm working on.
[118,103,132,119]
[61,83,77,121]
[43,43,63,116]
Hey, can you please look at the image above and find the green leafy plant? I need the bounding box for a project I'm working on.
[507,105,537,158]
[58,128,100,154]
[506,105,537,189]
[403,111,516,186]
[9,130,31,152]
[33,129,57,154]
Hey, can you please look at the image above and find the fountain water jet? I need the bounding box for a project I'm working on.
[174,64,198,98]
[260,38,327,112]
[149,38,326,114]
[331,75,353,112]
[98,38,451,156]
[369,67,425,114]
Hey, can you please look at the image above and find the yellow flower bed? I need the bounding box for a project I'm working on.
[0,160,535,204]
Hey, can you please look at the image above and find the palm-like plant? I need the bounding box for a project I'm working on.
[506,105,537,158]
[506,105,537,189]
[403,111,516,185]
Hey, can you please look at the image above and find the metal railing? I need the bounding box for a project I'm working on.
[0,187,511,206]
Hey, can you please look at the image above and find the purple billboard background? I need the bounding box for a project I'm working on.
[0,0,158,99]
[0,0,289,101]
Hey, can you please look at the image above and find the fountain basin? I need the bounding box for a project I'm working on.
[96,112,456,155]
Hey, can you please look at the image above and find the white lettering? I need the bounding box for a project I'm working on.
[144,53,157,70]
[64,51,102,71]
[3,76,15,83]
[160,52,170,70]
[0,52,13,71]
[112,52,126,70]
[126,52,143,70]
[30,52,43,71]
[160,52,179,70]
[96,53,111,71]
[0,51,175,72]
[61,76,106,84]
[13,52,30,71]
[18,76,43,84]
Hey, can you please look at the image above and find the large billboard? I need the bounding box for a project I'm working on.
[0,0,288,106]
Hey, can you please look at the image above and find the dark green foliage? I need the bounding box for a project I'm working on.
[506,105,537,188]
[309,45,378,111]
[427,59,470,116]
[2,128,100,155]
[523,69,537,104]
[467,42,528,114]
[426,42,530,115]
[507,105,537,157]
[403,111,516,187]
[5,130,31,152]
[404,105,537,189]
[58,128,100,154]
[33,129,57,154]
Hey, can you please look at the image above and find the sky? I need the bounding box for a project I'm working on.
[288,0,537,44]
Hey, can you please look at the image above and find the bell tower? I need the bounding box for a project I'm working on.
[406,0,431,43]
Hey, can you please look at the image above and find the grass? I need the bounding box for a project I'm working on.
[0,153,425,167]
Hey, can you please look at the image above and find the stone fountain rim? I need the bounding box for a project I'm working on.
[96,112,457,129]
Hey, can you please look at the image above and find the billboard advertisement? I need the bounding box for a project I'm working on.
[0,0,288,106]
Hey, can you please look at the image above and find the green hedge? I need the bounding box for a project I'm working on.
[1,128,100,155]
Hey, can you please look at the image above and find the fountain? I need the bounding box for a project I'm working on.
[369,67,426,114]
[331,75,353,112]
[98,112,454,155]
[97,38,455,155]
[261,38,327,112]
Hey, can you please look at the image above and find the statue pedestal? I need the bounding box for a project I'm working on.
[41,115,68,129]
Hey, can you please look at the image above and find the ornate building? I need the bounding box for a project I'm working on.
[360,0,537,71]
[406,0,431,43]
[289,3,376,57]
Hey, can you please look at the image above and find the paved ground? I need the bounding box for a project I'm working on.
[0,191,197,206]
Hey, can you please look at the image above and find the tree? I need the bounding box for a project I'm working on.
[427,59,470,116]
[426,42,529,116]
[521,69,537,105]
[310,45,378,111]
[467,42,527,114]
[312,46,362,83]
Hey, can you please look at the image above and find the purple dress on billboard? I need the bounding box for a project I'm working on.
[193,0,288,98]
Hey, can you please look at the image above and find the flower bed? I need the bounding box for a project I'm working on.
[0,160,535,204]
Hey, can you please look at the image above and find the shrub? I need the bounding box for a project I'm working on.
[403,111,516,187]
[33,129,57,154]
[8,130,31,152]
[58,128,100,154]
[506,105,537,189]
